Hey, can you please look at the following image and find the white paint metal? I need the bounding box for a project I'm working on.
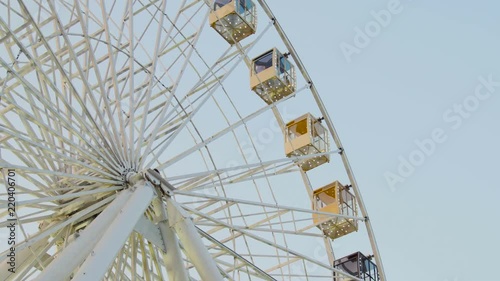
[35,190,134,281]
[152,198,190,281]
[72,182,155,280]
[166,198,223,281]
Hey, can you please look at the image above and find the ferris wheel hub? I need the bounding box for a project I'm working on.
[124,171,142,186]
[124,169,175,197]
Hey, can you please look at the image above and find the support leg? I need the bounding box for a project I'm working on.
[72,181,155,280]
[166,198,223,281]
[35,188,135,281]
[152,198,189,281]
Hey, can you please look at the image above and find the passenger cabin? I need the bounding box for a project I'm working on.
[209,0,257,44]
[333,252,379,281]
[250,48,296,104]
[312,181,358,239]
[285,113,328,171]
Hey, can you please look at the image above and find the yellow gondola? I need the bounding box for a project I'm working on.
[209,0,257,44]
[285,113,328,171]
[250,48,296,104]
[312,181,358,240]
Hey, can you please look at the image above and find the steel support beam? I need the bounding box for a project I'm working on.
[72,181,155,280]
[35,190,134,281]
[152,198,190,281]
[166,198,223,281]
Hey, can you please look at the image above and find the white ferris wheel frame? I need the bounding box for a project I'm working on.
[0,0,386,280]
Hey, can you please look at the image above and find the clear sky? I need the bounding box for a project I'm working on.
[267,1,500,280]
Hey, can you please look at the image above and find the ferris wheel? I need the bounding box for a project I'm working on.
[0,0,386,280]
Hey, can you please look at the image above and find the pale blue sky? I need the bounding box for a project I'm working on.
[267,1,500,280]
